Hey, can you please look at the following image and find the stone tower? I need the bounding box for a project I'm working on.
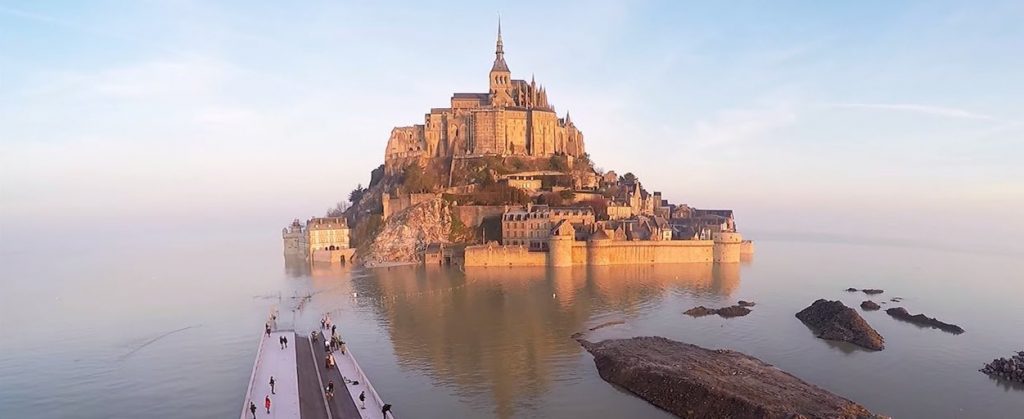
[489,19,513,107]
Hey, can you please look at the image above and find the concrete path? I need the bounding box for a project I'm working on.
[242,331,300,419]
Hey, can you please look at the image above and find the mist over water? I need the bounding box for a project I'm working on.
[1,227,1022,418]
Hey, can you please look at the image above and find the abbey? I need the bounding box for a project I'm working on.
[384,23,585,172]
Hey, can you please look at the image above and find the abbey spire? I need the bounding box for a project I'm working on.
[488,17,513,106]
[491,17,509,72]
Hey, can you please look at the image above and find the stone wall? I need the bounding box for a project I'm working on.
[465,239,719,267]
[311,249,355,265]
[575,240,714,266]
[383,192,440,220]
[463,243,547,267]
[740,240,755,255]
[453,205,507,228]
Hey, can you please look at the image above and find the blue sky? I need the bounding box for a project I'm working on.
[1,1,1022,251]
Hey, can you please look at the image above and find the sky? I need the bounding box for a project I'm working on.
[1,1,1022,252]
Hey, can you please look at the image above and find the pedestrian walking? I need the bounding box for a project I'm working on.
[269,376,276,394]
[283,336,288,348]
[359,390,366,409]
[320,318,325,329]
[382,403,392,417]
[331,324,336,335]
[265,322,271,336]
[264,395,271,414]
[249,401,257,419]
[279,336,285,349]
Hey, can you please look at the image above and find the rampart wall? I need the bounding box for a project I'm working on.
[463,244,547,267]
[382,192,439,220]
[464,239,730,267]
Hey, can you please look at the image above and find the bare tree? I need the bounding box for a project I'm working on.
[326,201,350,217]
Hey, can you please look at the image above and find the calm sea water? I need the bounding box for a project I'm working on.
[1,229,1022,418]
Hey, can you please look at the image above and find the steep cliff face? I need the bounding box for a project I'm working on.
[356,197,463,267]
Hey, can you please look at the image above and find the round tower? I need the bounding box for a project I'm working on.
[713,232,743,263]
[548,220,574,267]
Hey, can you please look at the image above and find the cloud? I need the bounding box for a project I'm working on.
[689,104,798,148]
[826,103,995,121]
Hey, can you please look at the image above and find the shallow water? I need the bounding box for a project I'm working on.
[1,231,1022,418]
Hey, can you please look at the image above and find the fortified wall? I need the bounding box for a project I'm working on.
[464,243,547,267]
[464,236,747,267]
[382,192,439,220]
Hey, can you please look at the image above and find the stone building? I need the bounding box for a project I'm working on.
[306,217,350,253]
[501,205,595,249]
[281,216,353,264]
[384,22,586,174]
[282,219,306,256]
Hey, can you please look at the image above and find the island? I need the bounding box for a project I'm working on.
[283,23,753,268]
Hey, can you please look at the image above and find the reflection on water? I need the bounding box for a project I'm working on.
[3,235,1024,419]
[342,263,739,418]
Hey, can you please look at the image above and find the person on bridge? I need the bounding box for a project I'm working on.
[265,322,270,336]
[382,403,392,417]
[359,391,366,409]
[283,335,289,348]
[249,401,256,419]
[264,395,271,414]
[325,380,335,399]
[269,376,276,394]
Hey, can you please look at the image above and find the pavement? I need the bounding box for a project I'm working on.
[242,331,300,419]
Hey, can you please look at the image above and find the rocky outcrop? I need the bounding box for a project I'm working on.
[981,351,1024,383]
[577,336,884,419]
[860,301,881,311]
[685,305,752,318]
[844,288,884,295]
[796,300,885,351]
[738,300,756,307]
[885,307,964,335]
[356,198,461,267]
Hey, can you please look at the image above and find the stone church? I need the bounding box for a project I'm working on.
[384,22,586,171]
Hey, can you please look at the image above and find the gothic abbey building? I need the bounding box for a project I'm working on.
[384,23,586,174]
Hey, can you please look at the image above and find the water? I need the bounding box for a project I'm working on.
[1,230,1022,418]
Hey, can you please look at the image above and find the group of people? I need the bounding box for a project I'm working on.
[250,310,280,418]
[247,395,272,419]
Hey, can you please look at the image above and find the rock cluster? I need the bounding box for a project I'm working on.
[845,288,884,295]
[576,336,885,419]
[685,305,752,318]
[860,300,881,311]
[981,351,1024,383]
[796,299,885,351]
[885,307,964,335]
[358,198,458,266]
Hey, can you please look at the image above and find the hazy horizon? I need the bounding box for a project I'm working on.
[2,1,1022,253]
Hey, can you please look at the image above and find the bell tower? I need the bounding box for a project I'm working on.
[489,19,513,107]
